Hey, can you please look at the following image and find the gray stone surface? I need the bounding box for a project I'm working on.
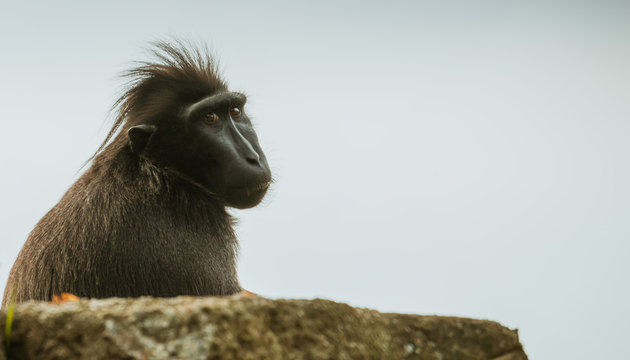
[0,296,527,359]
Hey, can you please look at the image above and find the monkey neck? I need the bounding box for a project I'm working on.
[150,161,219,201]
[90,145,235,233]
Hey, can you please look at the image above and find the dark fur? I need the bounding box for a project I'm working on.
[2,42,268,306]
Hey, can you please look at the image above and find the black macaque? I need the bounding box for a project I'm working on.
[2,41,271,307]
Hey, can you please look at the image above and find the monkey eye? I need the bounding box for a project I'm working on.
[205,112,220,124]
[229,106,242,118]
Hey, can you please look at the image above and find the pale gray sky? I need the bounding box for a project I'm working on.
[1,1,629,359]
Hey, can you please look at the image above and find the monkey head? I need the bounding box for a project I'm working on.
[93,43,271,209]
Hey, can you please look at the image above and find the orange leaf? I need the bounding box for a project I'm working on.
[51,293,80,304]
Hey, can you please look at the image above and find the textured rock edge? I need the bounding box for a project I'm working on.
[0,296,528,359]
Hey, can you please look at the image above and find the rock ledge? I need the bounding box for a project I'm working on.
[0,296,527,359]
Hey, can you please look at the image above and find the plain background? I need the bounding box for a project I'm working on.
[1,1,629,359]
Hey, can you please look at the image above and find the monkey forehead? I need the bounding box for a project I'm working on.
[185,92,247,116]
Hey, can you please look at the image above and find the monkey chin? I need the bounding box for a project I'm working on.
[225,182,270,209]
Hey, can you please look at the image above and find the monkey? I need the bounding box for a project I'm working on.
[1,41,271,307]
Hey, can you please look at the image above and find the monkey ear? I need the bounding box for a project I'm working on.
[127,125,156,155]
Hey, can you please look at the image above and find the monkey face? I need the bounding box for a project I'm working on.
[185,92,271,208]
[128,91,271,209]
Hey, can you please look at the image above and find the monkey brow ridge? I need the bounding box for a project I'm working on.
[186,92,247,116]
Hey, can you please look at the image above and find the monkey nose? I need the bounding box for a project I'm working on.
[245,152,261,166]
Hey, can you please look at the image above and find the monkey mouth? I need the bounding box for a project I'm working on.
[226,180,270,209]
[251,181,270,191]
[241,181,270,197]
[230,180,270,197]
